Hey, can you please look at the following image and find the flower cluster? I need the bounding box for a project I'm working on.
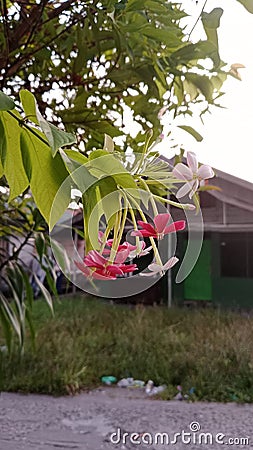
[76,213,186,280]
[75,151,214,281]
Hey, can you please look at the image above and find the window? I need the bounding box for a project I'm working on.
[220,233,253,278]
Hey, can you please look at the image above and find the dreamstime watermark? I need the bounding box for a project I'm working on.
[110,422,250,446]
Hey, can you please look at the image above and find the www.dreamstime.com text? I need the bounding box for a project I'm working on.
[110,421,250,446]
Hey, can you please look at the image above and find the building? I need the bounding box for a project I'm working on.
[170,167,253,308]
[51,162,253,308]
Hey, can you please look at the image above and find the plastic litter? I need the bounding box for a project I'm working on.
[174,392,184,401]
[145,380,167,396]
[101,375,117,385]
[117,378,133,388]
[117,378,145,388]
[145,380,154,394]
[148,385,167,396]
[132,380,145,388]
[174,386,196,400]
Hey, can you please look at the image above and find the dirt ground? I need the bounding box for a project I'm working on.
[0,387,252,450]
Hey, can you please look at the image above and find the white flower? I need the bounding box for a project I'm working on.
[129,241,152,259]
[140,257,179,276]
[172,152,214,199]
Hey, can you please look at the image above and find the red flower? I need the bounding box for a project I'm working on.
[131,213,185,240]
[75,249,137,280]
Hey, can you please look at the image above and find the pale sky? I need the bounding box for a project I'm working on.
[158,1,253,183]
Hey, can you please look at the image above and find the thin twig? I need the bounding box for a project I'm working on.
[187,0,208,40]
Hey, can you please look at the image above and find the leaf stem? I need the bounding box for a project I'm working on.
[124,190,163,267]
[6,110,49,147]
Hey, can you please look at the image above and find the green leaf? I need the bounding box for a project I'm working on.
[20,129,70,228]
[35,233,45,260]
[0,118,6,177]
[103,134,114,152]
[0,91,15,111]
[142,26,181,48]
[185,73,214,103]
[98,176,119,227]
[201,8,223,66]
[51,239,71,273]
[36,106,77,157]
[61,149,97,193]
[171,41,219,68]
[202,8,223,29]
[64,149,88,165]
[25,308,36,348]
[20,266,34,310]
[87,150,137,191]
[177,125,203,142]
[34,274,54,315]
[0,298,13,353]
[87,120,122,138]
[0,112,29,200]
[19,89,39,124]
[82,186,99,252]
[236,0,253,13]
[0,159,3,178]
[0,293,22,345]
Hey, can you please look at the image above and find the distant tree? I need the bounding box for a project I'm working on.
[1,0,249,151]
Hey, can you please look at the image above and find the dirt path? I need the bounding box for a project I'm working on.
[0,388,252,450]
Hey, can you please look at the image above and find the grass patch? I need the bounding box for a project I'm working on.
[1,295,253,402]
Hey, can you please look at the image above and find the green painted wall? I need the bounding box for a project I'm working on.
[184,239,212,301]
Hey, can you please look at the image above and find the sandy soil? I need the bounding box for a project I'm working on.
[0,387,252,450]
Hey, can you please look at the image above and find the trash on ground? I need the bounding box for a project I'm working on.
[116,378,166,395]
[174,386,196,400]
[145,380,167,396]
[174,392,184,401]
[117,378,145,388]
[145,380,154,394]
[101,376,117,385]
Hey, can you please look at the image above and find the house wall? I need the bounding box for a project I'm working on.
[172,232,253,308]
[211,232,253,308]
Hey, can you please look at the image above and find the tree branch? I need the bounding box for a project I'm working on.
[0,230,33,272]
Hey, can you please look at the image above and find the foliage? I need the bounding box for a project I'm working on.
[0,0,250,150]
[0,190,56,352]
[1,296,253,403]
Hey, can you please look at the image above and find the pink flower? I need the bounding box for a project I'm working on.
[75,249,137,280]
[173,152,214,199]
[98,232,137,258]
[140,256,179,277]
[131,213,185,240]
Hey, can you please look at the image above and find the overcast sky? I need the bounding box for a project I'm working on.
[158,1,253,182]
